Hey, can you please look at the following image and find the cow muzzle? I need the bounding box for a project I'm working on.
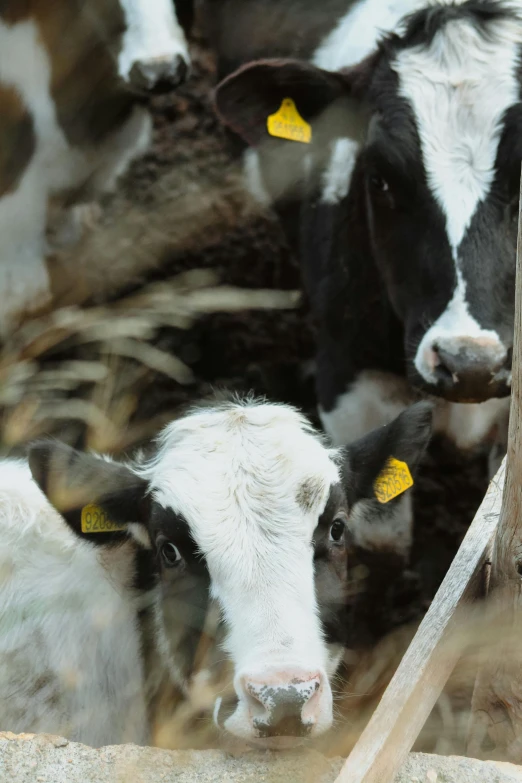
[128,54,190,93]
[218,667,332,745]
[417,336,511,402]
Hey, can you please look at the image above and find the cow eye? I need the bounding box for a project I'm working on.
[369,173,390,194]
[161,541,182,567]
[329,517,346,543]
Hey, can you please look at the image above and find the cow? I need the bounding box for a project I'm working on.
[212,0,516,461]
[0,396,431,746]
[0,0,192,337]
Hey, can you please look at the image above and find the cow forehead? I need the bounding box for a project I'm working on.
[142,403,341,550]
[391,9,522,250]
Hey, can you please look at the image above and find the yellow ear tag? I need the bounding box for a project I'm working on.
[81,504,125,534]
[374,458,414,504]
[267,98,312,144]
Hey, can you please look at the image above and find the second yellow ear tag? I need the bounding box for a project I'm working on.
[374,458,414,504]
[267,98,312,144]
[81,504,126,534]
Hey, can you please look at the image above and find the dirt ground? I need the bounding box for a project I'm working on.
[0,14,491,758]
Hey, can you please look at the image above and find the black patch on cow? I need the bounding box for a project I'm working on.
[27,438,148,547]
[133,547,158,594]
[149,503,211,679]
[313,483,351,647]
[0,84,35,199]
[389,0,514,53]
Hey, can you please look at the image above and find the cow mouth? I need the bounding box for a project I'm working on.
[213,696,313,750]
[408,366,511,404]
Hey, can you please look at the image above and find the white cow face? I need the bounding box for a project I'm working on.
[29,399,432,745]
[118,0,191,91]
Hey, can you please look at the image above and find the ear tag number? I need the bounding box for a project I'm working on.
[81,504,125,534]
[267,98,312,144]
[374,458,414,504]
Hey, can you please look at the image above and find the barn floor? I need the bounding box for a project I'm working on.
[0,15,491,759]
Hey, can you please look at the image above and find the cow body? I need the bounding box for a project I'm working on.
[0,0,192,337]
[213,0,517,461]
[0,398,431,745]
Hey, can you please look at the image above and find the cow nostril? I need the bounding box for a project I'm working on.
[431,344,456,386]
[243,675,322,738]
[128,55,189,93]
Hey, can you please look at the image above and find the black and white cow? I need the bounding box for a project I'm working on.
[0,0,192,336]
[0,397,431,746]
[213,0,518,467]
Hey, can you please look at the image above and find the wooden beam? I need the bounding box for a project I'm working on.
[467,168,522,762]
[333,459,505,783]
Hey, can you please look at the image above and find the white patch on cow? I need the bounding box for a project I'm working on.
[350,492,414,560]
[394,11,521,380]
[394,12,521,251]
[324,369,510,451]
[320,370,411,445]
[321,137,360,204]
[139,400,341,740]
[243,148,272,206]
[312,0,423,71]
[0,460,148,747]
[118,0,190,81]
[434,396,510,452]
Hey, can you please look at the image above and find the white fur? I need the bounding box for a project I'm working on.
[118,0,190,80]
[321,137,360,205]
[393,13,521,381]
[312,0,422,72]
[0,460,147,747]
[139,400,342,740]
[350,493,414,559]
[243,148,272,206]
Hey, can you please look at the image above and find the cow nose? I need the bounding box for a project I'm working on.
[427,337,509,400]
[242,671,323,738]
[128,54,189,93]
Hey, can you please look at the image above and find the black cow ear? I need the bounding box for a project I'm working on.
[214,57,369,149]
[340,403,433,559]
[342,402,433,504]
[28,440,149,546]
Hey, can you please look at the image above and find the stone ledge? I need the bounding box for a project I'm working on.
[1,732,522,783]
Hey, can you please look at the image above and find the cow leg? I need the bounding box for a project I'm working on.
[46,106,152,254]
[85,105,152,196]
[0,167,51,337]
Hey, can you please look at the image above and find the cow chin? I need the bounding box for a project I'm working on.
[213,684,334,748]
[407,364,511,404]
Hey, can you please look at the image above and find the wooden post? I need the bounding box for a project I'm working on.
[467,168,522,762]
[332,462,504,783]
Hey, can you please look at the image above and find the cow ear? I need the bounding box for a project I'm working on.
[342,402,433,501]
[28,440,149,546]
[341,403,433,558]
[214,58,368,149]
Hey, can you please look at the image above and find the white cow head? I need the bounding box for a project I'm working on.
[29,398,432,744]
